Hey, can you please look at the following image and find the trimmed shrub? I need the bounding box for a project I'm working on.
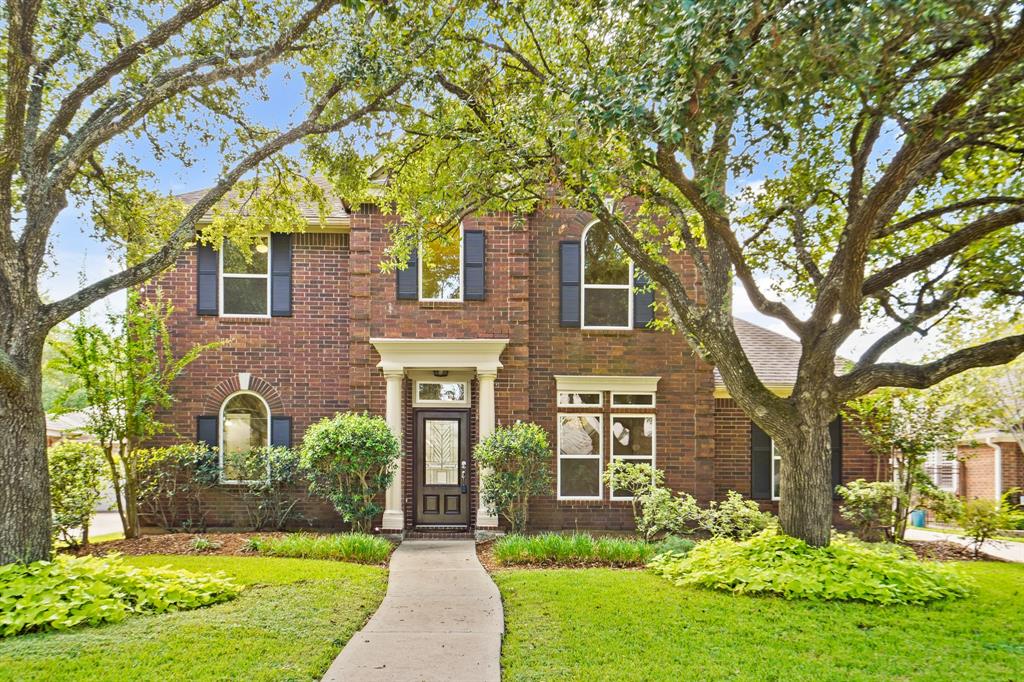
[300,412,400,532]
[493,533,657,567]
[0,554,240,637]
[223,446,305,530]
[474,422,553,533]
[836,479,900,541]
[138,443,220,532]
[249,532,393,564]
[648,531,970,605]
[697,490,775,540]
[48,441,106,547]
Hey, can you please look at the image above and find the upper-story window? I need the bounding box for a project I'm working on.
[420,226,463,301]
[221,237,270,316]
[582,222,632,329]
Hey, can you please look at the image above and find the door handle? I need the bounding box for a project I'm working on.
[460,460,468,493]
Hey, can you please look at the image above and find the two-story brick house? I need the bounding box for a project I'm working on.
[144,178,880,534]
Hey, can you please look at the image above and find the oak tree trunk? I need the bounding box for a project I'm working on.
[776,414,833,548]
[0,341,52,564]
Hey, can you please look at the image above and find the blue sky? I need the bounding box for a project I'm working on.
[42,65,922,363]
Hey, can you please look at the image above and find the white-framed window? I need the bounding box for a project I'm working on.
[771,440,781,501]
[611,392,655,407]
[582,222,632,329]
[414,380,470,407]
[557,414,603,500]
[924,450,959,493]
[219,391,270,483]
[220,236,271,316]
[419,225,463,301]
[557,391,602,408]
[610,414,656,500]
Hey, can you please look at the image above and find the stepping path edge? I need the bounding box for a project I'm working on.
[322,540,504,682]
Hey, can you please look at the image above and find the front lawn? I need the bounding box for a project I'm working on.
[0,555,387,682]
[495,561,1024,681]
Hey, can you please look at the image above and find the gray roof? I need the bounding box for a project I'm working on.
[714,318,848,389]
[176,175,349,222]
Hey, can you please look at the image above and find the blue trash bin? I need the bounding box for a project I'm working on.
[909,509,926,528]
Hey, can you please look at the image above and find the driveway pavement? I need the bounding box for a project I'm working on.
[322,540,502,682]
[905,527,1024,563]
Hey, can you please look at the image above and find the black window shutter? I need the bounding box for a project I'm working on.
[270,233,293,317]
[633,271,655,329]
[464,230,486,300]
[751,422,773,500]
[196,244,218,315]
[396,247,418,300]
[197,416,218,450]
[830,417,843,497]
[559,241,581,327]
[270,416,292,448]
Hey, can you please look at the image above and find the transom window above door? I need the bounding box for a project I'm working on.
[582,222,632,328]
[221,237,270,316]
[420,227,463,301]
[414,380,470,407]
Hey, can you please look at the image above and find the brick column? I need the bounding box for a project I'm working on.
[382,369,404,531]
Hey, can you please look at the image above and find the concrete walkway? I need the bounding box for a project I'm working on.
[323,540,503,682]
[905,527,1024,563]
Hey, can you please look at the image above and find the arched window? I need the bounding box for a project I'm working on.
[219,391,269,482]
[582,222,632,328]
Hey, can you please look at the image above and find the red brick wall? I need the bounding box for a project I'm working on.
[959,440,1024,501]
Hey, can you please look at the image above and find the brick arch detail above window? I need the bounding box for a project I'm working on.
[203,374,284,414]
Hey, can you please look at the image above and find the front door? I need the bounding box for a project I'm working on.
[415,411,470,526]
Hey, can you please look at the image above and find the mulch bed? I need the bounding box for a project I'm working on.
[904,540,996,562]
[70,532,290,557]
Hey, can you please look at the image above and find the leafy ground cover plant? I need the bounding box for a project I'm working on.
[0,554,240,637]
[493,533,656,567]
[188,537,221,552]
[648,531,970,605]
[247,533,393,564]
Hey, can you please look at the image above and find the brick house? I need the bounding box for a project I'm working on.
[952,431,1024,504]
[143,179,882,534]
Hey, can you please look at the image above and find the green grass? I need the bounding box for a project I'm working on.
[249,532,394,564]
[0,555,387,682]
[493,533,656,567]
[495,561,1024,681]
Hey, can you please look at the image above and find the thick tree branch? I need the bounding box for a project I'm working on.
[839,334,1024,397]
[862,205,1024,295]
[876,195,1024,239]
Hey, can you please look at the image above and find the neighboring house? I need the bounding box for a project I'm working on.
[46,410,91,447]
[955,430,1024,504]
[142,178,881,533]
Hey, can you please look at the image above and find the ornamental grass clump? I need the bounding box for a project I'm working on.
[0,553,240,637]
[250,532,393,564]
[648,531,970,605]
[493,533,656,567]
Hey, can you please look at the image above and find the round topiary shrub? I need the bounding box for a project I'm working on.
[648,531,970,605]
[299,412,400,532]
[474,421,552,533]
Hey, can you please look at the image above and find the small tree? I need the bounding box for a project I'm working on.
[48,441,106,548]
[959,499,1010,557]
[845,387,973,541]
[300,412,400,533]
[474,422,553,533]
[224,447,305,531]
[50,293,221,538]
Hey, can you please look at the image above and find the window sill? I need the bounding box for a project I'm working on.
[214,316,273,325]
[415,300,464,309]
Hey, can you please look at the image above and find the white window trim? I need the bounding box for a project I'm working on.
[219,236,271,318]
[557,413,604,501]
[556,391,603,408]
[771,439,781,501]
[418,224,464,302]
[219,390,271,484]
[413,379,471,408]
[581,221,633,330]
[610,413,656,501]
[554,375,660,393]
[610,392,657,408]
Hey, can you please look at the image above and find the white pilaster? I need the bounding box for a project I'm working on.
[475,371,499,528]
[382,369,405,531]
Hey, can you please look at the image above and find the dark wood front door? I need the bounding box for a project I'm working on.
[415,411,470,526]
